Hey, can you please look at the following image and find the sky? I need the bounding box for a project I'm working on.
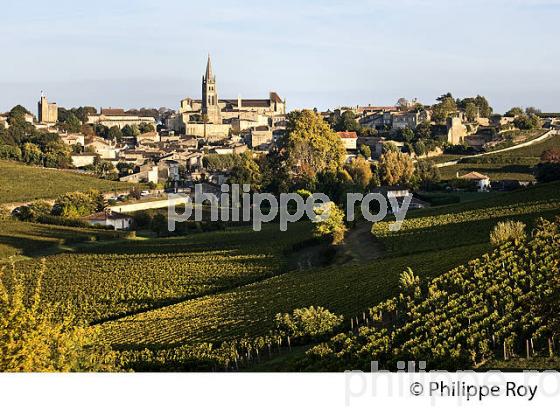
[1,0,559,115]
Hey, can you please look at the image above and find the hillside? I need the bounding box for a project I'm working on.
[0,160,132,204]
[94,182,560,359]
[439,133,560,181]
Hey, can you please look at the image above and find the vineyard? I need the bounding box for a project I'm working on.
[0,160,132,204]
[303,217,560,371]
[0,219,132,260]
[99,243,487,348]
[373,181,560,256]
[9,223,314,323]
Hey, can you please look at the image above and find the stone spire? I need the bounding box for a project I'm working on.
[205,54,214,81]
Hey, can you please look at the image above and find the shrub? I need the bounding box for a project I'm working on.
[489,220,527,247]
[274,306,343,339]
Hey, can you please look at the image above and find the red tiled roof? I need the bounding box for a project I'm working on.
[101,108,126,116]
[337,131,358,139]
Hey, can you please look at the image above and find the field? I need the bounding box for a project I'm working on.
[4,179,560,370]
[0,219,132,260]
[0,160,133,204]
[8,223,314,323]
[93,182,560,352]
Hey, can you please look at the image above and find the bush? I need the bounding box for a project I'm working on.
[274,306,343,339]
[489,220,527,247]
[35,215,92,228]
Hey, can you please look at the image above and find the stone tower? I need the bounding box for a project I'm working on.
[201,55,221,124]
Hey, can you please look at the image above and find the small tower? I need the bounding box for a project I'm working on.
[201,54,221,124]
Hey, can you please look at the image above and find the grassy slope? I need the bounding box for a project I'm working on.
[99,182,560,348]
[0,160,132,204]
[440,133,560,181]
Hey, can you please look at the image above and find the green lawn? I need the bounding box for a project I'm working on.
[0,160,133,204]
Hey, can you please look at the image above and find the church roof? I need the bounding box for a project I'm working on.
[205,54,214,81]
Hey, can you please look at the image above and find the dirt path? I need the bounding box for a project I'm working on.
[341,220,384,264]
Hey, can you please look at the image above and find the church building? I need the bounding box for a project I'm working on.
[170,55,286,141]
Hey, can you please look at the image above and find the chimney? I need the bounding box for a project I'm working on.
[237,95,242,109]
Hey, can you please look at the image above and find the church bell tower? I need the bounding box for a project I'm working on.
[201,54,221,124]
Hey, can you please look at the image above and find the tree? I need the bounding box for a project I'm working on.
[525,106,541,115]
[358,144,371,159]
[0,263,117,371]
[344,156,372,190]
[151,213,168,237]
[378,150,415,186]
[277,110,345,189]
[313,202,347,245]
[0,145,22,160]
[474,95,492,117]
[334,111,359,132]
[138,122,155,134]
[505,107,524,117]
[513,114,542,130]
[107,126,123,143]
[415,160,440,190]
[413,140,427,156]
[228,152,262,191]
[432,93,457,124]
[397,127,415,143]
[414,121,432,140]
[465,102,478,122]
[22,142,42,165]
[64,113,82,133]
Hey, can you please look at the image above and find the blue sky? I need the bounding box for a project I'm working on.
[1,0,559,114]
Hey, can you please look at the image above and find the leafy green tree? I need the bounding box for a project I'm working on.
[432,93,457,123]
[474,95,492,117]
[414,121,432,140]
[465,102,478,122]
[0,145,22,160]
[138,122,155,133]
[151,213,168,237]
[334,111,359,132]
[413,140,427,156]
[397,127,415,143]
[415,160,440,190]
[107,126,123,143]
[64,113,82,133]
[505,107,524,117]
[228,152,262,191]
[358,144,371,159]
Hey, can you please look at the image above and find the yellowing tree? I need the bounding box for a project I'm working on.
[344,156,373,190]
[313,202,347,245]
[378,150,415,186]
[0,262,118,372]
